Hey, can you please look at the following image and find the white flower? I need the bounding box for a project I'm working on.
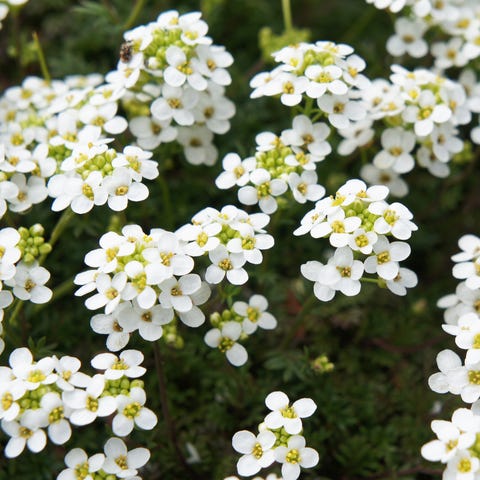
[0,380,26,421]
[443,451,480,480]
[8,347,57,390]
[264,391,317,435]
[263,72,309,106]
[274,435,319,480]
[385,267,418,296]
[6,262,52,304]
[428,349,463,394]
[53,355,91,391]
[90,308,132,352]
[238,168,288,214]
[348,228,378,255]
[129,116,177,150]
[177,125,217,166]
[233,294,277,334]
[216,153,256,190]
[102,437,150,478]
[151,85,198,126]
[204,321,248,366]
[288,171,325,204]
[84,272,128,314]
[57,448,105,480]
[369,201,417,240]
[117,302,174,342]
[103,167,149,211]
[91,350,145,380]
[373,128,416,174]
[402,90,451,137]
[63,374,116,425]
[232,430,276,476]
[112,387,157,436]
[205,245,248,285]
[39,392,72,445]
[386,18,428,58]
[0,227,21,280]
[360,164,408,198]
[164,45,207,90]
[421,409,478,463]
[452,235,480,263]
[301,260,335,302]
[2,413,47,458]
[363,236,411,280]
[158,274,200,312]
[317,93,366,130]
[453,259,480,291]
[281,115,331,158]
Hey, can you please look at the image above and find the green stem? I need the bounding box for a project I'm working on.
[39,208,75,265]
[280,292,317,349]
[157,174,174,230]
[123,0,146,31]
[33,278,74,312]
[360,276,381,284]
[281,0,293,33]
[32,32,51,84]
[7,299,24,328]
[153,342,194,475]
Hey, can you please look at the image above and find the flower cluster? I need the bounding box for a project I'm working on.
[204,294,277,366]
[108,9,235,166]
[176,205,274,285]
[366,0,480,69]
[250,41,369,125]
[58,437,150,480]
[421,406,480,480]
[0,225,53,353]
[296,179,417,301]
[75,224,211,351]
[0,71,163,215]
[363,65,470,180]
[0,347,156,458]
[229,391,318,480]
[216,115,329,213]
[423,234,480,478]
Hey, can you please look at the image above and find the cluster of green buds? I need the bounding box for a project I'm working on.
[17,224,51,264]
[310,354,335,374]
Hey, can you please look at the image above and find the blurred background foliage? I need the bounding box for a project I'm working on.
[0,0,478,479]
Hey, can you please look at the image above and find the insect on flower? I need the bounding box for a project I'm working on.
[119,41,133,63]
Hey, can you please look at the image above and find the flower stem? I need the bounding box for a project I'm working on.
[281,0,293,33]
[7,299,23,328]
[157,174,174,231]
[280,292,317,349]
[32,31,51,84]
[360,276,381,284]
[123,0,146,31]
[153,341,194,475]
[39,208,75,265]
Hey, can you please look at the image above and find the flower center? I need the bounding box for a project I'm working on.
[123,401,142,419]
[1,393,13,411]
[218,337,234,352]
[286,448,301,464]
[377,251,391,264]
[49,406,65,423]
[219,259,233,271]
[469,370,480,385]
[87,395,99,412]
[27,369,46,383]
[252,442,263,459]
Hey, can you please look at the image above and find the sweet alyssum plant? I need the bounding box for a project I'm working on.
[0,0,479,478]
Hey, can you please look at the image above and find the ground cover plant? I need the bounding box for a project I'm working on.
[0,0,480,479]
